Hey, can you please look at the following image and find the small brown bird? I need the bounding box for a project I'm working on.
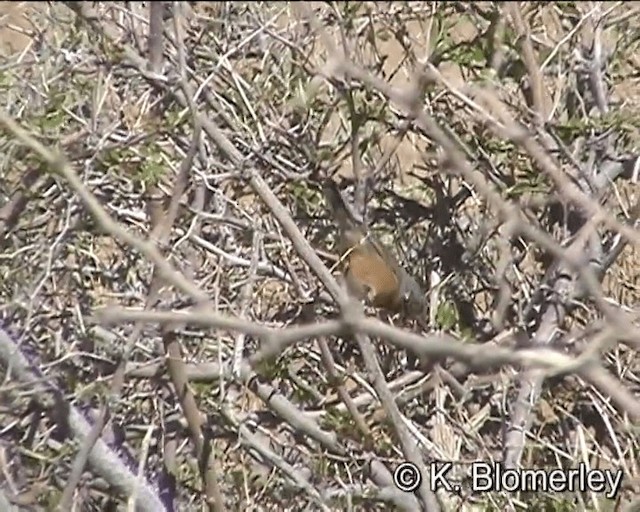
[322,179,426,317]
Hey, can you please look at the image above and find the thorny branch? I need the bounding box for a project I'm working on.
[1,2,639,511]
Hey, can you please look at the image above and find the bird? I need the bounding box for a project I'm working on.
[322,179,426,318]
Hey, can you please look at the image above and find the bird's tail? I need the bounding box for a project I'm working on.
[322,179,357,232]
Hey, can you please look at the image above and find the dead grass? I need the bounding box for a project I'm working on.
[0,2,639,511]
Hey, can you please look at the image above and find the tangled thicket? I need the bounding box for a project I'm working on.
[0,2,639,511]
